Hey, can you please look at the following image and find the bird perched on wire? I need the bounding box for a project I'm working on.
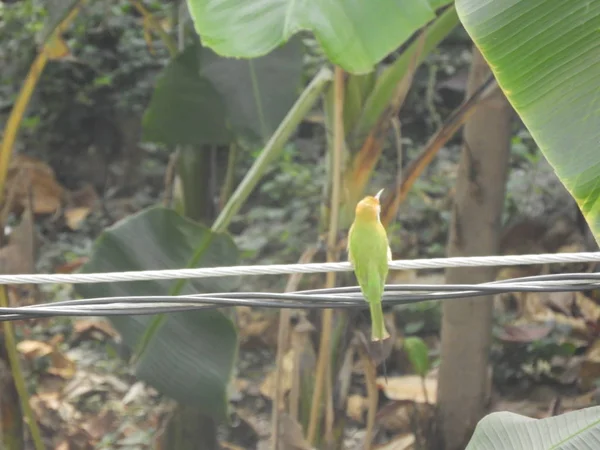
[347,188,391,343]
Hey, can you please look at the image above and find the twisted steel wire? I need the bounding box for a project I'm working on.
[1,271,599,321]
[0,252,597,285]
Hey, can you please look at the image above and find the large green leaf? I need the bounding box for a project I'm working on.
[75,207,239,421]
[456,0,600,241]
[466,407,600,450]
[143,39,302,145]
[142,45,232,146]
[186,0,454,74]
[200,37,303,141]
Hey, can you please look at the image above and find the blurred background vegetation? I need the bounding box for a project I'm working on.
[1,0,599,449]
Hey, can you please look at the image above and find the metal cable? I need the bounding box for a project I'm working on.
[1,272,599,320]
[0,251,597,285]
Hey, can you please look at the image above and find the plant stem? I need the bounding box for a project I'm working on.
[212,66,333,233]
[357,6,459,138]
[358,345,378,450]
[0,7,81,448]
[0,52,48,198]
[421,375,430,405]
[137,67,332,361]
[0,2,81,192]
[380,73,497,226]
[271,246,318,450]
[307,66,344,445]
[130,0,178,57]
[0,288,45,450]
[219,142,238,210]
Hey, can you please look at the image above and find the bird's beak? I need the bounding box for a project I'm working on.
[374,189,384,201]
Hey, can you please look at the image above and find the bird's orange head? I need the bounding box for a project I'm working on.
[354,189,384,222]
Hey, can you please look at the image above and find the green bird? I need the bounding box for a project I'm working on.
[347,189,391,342]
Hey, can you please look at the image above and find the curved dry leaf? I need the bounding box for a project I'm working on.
[496,324,553,343]
[260,349,294,402]
[376,375,437,404]
[346,394,367,423]
[64,206,91,230]
[8,154,65,214]
[0,205,36,277]
[17,340,53,359]
[374,433,415,450]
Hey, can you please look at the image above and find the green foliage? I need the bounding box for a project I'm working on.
[142,43,232,146]
[353,6,460,141]
[200,37,303,142]
[75,207,239,421]
[186,0,453,74]
[1,0,171,179]
[233,143,323,263]
[456,0,600,242]
[491,326,576,385]
[142,37,303,146]
[466,407,600,450]
[0,1,45,105]
[403,336,430,377]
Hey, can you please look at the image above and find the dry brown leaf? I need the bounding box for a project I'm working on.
[517,291,600,340]
[54,257,89,274]
[122,381,147,406]
[30,391,75,433]
[55,441,70,450]
[374,434,415,450]
[63,371,129,403]
[575,292,600,324]
[32,391,61,410]
[64,207,91,230]
[376,401,432,433]
[376,375,437,404]
[81,410,116,441]
[0,205,36,278]
[73,319,118,339]
[18,340,53,359]
[346,394,367,423]
[69,184,99,207]
[521,292,554,322]
[8,154,65,215]
[496,324,553,343]
[48,351,76,379]
[235,378,250,393]
[23,337,78,380]
[560,389,599,411]
[62,184,99,231]
[219,443,245,450]
[237,306,279,348]
[260,349,294,405]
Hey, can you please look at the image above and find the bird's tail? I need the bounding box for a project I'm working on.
[369,298,390,342]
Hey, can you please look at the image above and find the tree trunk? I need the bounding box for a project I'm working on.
[435,47,512,450]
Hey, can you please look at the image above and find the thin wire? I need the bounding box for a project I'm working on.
[0,252,598,285]
[1,272,599,320]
